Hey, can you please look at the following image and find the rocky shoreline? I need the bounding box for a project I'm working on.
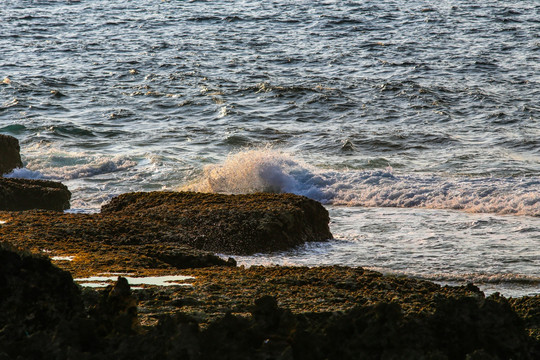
[1,243,539,359]
[0,134,539,358]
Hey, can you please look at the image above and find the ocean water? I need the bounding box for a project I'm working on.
[1,0,539,297]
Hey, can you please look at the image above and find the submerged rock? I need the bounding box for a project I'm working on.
[0,177,71,211]
[0,134,23,175]
[102,191,333,254]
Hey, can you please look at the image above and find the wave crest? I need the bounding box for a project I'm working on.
[182,149,540,216]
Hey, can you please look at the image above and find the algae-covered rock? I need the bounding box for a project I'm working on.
[0,134,23,175]
[0,191,330,274]
[102,191,333,254]
[0,211,235,276]
[0,243,538,359]
[0,177,71,211]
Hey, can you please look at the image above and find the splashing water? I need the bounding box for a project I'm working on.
[182,149,540,217]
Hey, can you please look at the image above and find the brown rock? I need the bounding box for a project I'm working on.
[0,177,71,211]
[0,134,23,175]
[0,191,330,275]
[102,191,333,254]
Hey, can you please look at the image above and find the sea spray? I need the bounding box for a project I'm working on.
[182,148,310,194]
[182,149,540,216]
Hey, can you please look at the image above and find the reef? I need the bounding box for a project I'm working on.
[0,191,331,275]
[102,191,332,254]
[0,191,538,359]
[0,243,538,359]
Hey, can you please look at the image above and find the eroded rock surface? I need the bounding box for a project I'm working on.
[0,134,22,175]
[0,177,71,211]
[0,192,330,274]
[0,246,538,359]
[102,191,333,254]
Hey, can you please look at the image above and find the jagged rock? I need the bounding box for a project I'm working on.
[0,177,71,211]
[0,242,85,358]
[88,276,141,335]
[0,244,538,359]
[102,191,333,254]
[0,134,22,175]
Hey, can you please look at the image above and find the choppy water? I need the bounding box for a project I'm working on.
[1,0,539,297]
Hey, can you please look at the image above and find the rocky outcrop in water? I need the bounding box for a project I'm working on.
[0,177,71,211]
[1,190,538,358]
[0,191,331,273]
[0,134,22,175]
[101,191,333,254]
[0,134,71,211]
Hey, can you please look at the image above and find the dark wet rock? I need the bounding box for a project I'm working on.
[509,295,540,351]
[0,246,538,359]
[0,242,83,329]
[0,242,85,358]
[0,177,71,211]
[102,191,333,254]
[149,244,237,269]
[0,134,22,175]
[88,276,141,336]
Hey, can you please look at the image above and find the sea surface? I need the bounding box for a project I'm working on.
[1,0,539,297]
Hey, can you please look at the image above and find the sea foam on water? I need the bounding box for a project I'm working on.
[182,149,540,217]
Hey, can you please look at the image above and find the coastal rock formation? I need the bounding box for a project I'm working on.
[0,211,235,276]
[101,191,333,254]
[0,191,328,274]
[0,177,71,211]
[1,248,538,359]
[0,134,71,211]
[0,242,85,358]
[0,134,22,175]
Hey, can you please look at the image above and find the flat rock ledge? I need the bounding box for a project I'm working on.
[0,191,331,274]
[0,177,71,211]
[102,191,333,254]
[0,243,538,359]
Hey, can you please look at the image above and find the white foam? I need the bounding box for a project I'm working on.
[182,149,540,216]
[51,256,74,261]
[364,267,540,285]
[5,155,136,181]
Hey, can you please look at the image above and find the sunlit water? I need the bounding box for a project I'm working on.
[1,0,539,296]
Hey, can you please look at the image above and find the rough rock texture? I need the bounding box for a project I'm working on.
[0,242,85,359]
[0,134,22,175]
[509,296,540,342]
[0,210,235,276]
[102,191,333,254]
[0,247,538,359]
[0,191,538,358]
[0,191,331,273]
[0,177,71,211]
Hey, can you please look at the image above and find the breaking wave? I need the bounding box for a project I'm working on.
[182,149,540,216]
